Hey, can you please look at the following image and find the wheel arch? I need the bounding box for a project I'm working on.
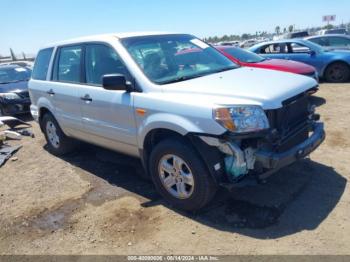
[140,128,225,184]
[322,60,350,77]
[38,106,54,132]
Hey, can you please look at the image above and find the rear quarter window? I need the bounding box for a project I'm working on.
[32,48,54,80]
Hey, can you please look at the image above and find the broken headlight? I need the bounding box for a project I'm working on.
[214,105,269,133]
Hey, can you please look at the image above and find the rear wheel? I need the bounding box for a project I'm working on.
[325,62,350,83]
[149,139,218,211]
[42,113,77,155]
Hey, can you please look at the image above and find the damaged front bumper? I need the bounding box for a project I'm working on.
[255,122,325,170]
[198,121,325,184]
[0,98,31,115]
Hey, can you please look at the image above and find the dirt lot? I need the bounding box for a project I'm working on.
[0,83,349,255]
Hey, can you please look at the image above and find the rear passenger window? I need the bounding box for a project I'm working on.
[32,48,53,80]
[261,44,287,54]
[56,45,82,83]
[85,44,129,85]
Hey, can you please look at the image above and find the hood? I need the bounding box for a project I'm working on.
[0,80,28,93]
[162,67,317,110]
[250,59,315,74]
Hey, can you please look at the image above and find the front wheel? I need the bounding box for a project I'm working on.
[325,62,350,83]
[149,139,218,211]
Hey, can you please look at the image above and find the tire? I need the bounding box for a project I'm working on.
[325,62,350,83]
[42,113,77,156]
[149,139,218,211]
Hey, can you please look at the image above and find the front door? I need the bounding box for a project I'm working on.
[78,43,138,154]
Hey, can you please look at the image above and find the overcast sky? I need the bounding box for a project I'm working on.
[1,0,350,55]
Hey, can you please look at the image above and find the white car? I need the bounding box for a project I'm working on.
[29,32,325,211]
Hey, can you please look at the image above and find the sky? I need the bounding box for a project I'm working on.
[1,0,350,55]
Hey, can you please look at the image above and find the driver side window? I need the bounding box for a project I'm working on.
[85,44,130,86]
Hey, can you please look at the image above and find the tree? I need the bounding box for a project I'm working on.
[323,24,334,30]
[275,26,281,35]
[288,25,294,32]
[241,34,249,40]
[283,28,287,34]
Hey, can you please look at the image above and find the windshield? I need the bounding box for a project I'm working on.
[0,67,31,84]
[221,47,265,63]
[121,34,238,84]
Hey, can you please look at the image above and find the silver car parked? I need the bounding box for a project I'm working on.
[29,33,325,211]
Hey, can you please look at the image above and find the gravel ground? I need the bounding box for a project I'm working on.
[0,83,349,255]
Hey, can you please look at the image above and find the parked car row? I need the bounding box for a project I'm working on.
[316,28,348,35]
[249,39,350,82]
[216,34,350,83]
[216,46,318,80]
[28,32,325,211]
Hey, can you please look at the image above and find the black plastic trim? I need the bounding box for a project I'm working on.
[255,122,325,170]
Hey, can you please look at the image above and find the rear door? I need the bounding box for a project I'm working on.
[50,45,84,133]
[77,43,138,154]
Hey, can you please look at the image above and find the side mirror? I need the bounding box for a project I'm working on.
[102,74,132,92]
[309,50,316,56]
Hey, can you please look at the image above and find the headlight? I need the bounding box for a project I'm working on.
[214,105,270,133]
[0,93,21,100]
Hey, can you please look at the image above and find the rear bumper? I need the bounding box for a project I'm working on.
[255,122,325,170]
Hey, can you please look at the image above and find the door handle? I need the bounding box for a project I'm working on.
[46,89,55,96]
[80,94,92,102]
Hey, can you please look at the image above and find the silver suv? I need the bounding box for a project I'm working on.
[29,33,325,211]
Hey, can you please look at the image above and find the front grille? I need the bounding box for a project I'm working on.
[265,88,316,152]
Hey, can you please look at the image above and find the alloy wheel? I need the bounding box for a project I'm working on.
[158,154,195,199]
[46,120,60,149]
